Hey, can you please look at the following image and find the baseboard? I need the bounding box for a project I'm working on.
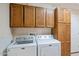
[71,51,79,54]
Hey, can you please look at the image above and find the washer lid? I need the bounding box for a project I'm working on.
[15,40,33,45]
[8,40,37,49]
[8,35,37,49]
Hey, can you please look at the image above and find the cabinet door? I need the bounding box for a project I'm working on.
[56,8,70,23]
[64,9,71,24]
[64,24,71,42]
[61,42,65,56]
[36,7,46,27]
[24,6,35,27]
[57,23,70,56]
[10,4,23,27]
[46,9,54,28]
[65,42,70,56]
[57,23,70,42]
[56,8,64,23]
[57,23,65,42]
[61,42,70,56]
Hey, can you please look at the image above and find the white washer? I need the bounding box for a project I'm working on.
[36,35,61,56]
[7,35,37,56]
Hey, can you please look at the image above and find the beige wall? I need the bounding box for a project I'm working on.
[11,28,51,36]
[0,3,12,38]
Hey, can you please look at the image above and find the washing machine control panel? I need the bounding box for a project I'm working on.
[14,35,35,42]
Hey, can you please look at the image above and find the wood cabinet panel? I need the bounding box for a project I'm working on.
[64,9,71,24]
[10,4,23,27]
[54,22,70,56]
[65,42,70,56]
[36,7,46,27]
[61,42,70,56]
[46,9,54,27]
[57,23,70,42]
[24,6,35,27]
[61,43,65,56]
[57,8,64,23]
[64,24,71,42]
[55,8,70,24]
[57,23,65,42]
[53,7,71,56]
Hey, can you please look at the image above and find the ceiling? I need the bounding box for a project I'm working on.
[23,3,79,10]
[50,3,79,10]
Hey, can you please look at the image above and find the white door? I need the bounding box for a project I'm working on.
[40,43,61,56]
[71,12,79,52]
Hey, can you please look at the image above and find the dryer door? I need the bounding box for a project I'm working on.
[40,43,61,56]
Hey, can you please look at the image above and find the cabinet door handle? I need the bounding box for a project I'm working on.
[66,41,70,43]
[61,32,64,35]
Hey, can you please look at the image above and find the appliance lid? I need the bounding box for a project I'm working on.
[14,35,35,42]
[7,35,36,48]
[14,39,33,45]
[7,40,36,49]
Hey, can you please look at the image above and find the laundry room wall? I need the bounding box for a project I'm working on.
[0,3,12,54]
[11,28,51,36]
[71,9,79,53]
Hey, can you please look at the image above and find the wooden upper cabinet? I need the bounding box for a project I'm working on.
[24,6,35,27]
[55,8,70,23]
[46,9,54,28]
[36,7,46,27]
[10,4,23,27]
[64,9,71,24]
[10,4,55,28]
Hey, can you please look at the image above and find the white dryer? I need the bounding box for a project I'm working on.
[7,35,37,56]
[36,35,61,56]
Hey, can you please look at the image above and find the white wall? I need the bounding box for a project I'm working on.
[0,3,12,54]
[71,10,79,52]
